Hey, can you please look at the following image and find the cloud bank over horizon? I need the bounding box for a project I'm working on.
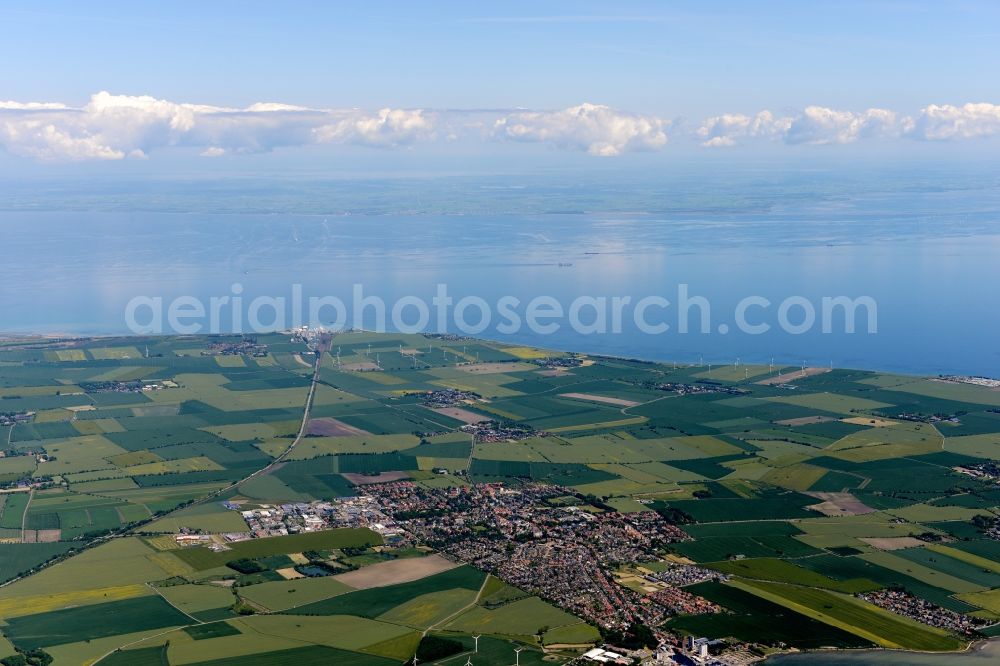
[1,92,999,162]
[695,103,1000,147]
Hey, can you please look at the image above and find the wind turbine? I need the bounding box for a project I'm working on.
[514,646,524,666]
[473,635,481,652]
[411,656,418,666]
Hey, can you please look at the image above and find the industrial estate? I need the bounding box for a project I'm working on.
[1,330,1000,665]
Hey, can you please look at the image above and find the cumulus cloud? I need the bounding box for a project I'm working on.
[696,102,1000,147]
[906,103,1000,141]
[495,103,667,156]
[697,107,899,147]
[784,106,899,145]
[0,91,435,161]
[0,120,126,161]
[314,108,434,147]
[696,111,790,147]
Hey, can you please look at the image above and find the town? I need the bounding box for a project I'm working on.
[190,483,757,664]
[359,483,720,635]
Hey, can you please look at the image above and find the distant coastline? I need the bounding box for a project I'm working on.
[766,637,1000,664]
[3,329,998,384]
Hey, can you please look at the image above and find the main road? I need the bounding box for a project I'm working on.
[195,331,333,503]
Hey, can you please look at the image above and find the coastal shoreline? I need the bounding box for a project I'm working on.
[765,637,1000,664]
[1,328,997,382]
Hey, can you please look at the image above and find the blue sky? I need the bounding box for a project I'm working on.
[1,1,999,169]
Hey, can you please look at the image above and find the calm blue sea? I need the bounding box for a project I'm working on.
[2,172,999,376]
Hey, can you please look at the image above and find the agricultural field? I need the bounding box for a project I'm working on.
[1,333,1000,663]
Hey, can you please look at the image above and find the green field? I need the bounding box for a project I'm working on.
[443,596,587,637]
[667,581,874,649]
[706,558,879,593]
[733,579,965,651]
[141,501,250,533]
[0,491,30,529]
[378,588,479,628]
[183,645,397,666]
[155,583,235,615]
[0,537,171,599]
[289,565,486,617]
[3,595,191,649]
[0,542,75,584]
[236,576,354,611]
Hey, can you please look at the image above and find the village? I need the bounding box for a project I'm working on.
[80,379,178,393]
[202,336,269,357]
[0,411,33,427]
[645,382,747,397]
[460,420,539,442]
[858,588,991,636]
[419,387,481,408]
